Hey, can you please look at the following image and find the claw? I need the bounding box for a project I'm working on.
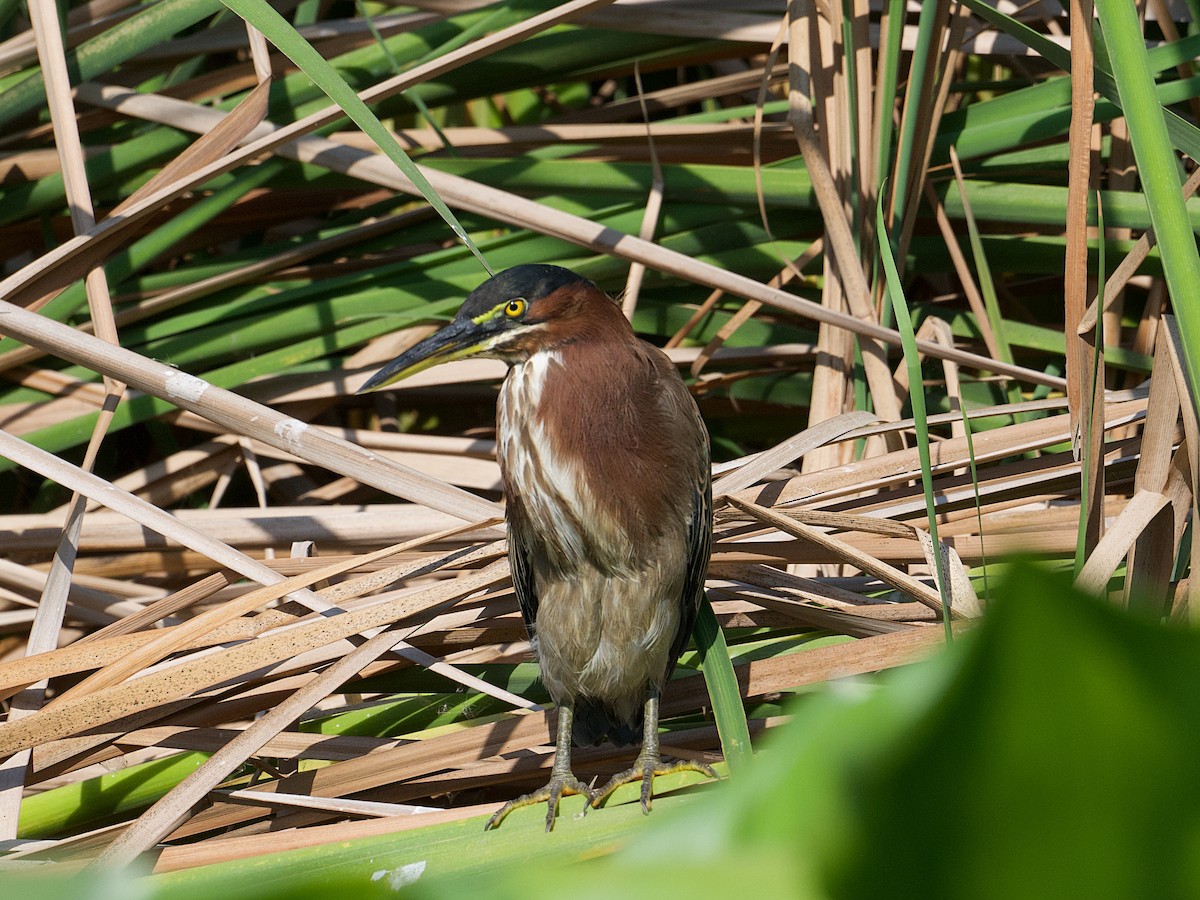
[591,756,718,814]
[484,773,596,832]
[486,703,596,831]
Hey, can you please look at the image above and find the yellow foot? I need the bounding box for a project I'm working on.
[591,756,718,814]
[484,773,595,832]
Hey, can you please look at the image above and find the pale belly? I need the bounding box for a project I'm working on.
[531,557,684,725]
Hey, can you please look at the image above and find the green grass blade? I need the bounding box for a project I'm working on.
[877,186,952,636]
[951,148,1013,367]
[874,0,905,191]
[888,0,945,230]
[1093,0,1200,418]
[0,0,225,129]
[693,597,753,773]
[18,752,211,839]
[218,0,493,275]
[961,0,1200,164]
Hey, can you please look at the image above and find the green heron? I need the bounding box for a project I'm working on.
[361,264,716,831]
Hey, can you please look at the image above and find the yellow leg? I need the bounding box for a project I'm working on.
[591,691,718,814]
[485,703,595,832]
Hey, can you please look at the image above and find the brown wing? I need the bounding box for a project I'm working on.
[650,349,713,670]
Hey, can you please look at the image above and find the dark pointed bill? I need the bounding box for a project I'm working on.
[357,317,488,393]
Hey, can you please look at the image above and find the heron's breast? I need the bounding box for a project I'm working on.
[498,352,633,572]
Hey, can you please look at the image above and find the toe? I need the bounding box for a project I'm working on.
[640,765,654,813]
[486,773,592,832]
[593,756,720,813]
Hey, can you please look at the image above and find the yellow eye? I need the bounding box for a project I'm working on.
[504,298,527,318]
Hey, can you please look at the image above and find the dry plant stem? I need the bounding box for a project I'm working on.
[50,518,498,706]
[0,561,510,757]
[0,0,126,840]
[0,300,498,521]
[785,0,903,425]
[0,428,341,612]
[244,20,271,84]
[927,318,965,441]
[740,509,916,538]
[211,791,439,819]
[93,626,410,868]
[111,82,270,223]
[621,62,664,319]
[752,20,806,283]
[1065,0,1103,554]
[0,558,148,626]
[0,550,507,698]
[1078,165,1200,334]
[664,286,726,349]
[712,410,879,497]
[850,0,873,209]
[1160,318,1200,620]
[1125,327,1186,610]
[930,155,1002,360]
[1100,111,1135,356]
[759,397,1148,507]
[914,527,982,617]
[803,5,856,473]
[725,496,949,614]
[1074,489,1171,596]
[31,0,120,359]
[0,503,503,556]
[0,616,261,698]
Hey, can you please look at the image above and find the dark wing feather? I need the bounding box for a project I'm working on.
[667,390,714,672]
[505,499,539,644]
